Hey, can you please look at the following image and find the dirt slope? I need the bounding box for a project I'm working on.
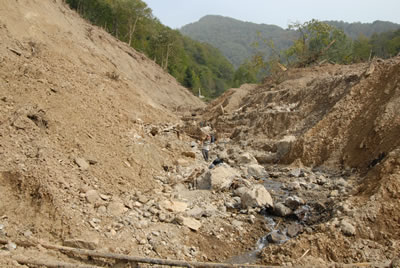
[202,57,400,265]
[0,0,205,265]
[205,58,400,171]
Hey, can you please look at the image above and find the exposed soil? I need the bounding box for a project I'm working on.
[1,0,399,267]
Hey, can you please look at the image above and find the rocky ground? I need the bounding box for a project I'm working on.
[0,0,400,267]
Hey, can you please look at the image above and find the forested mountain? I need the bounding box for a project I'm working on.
[181,15,297,68]
[181,15,400,68]
[326,20,400,39]
[65,0,234,99]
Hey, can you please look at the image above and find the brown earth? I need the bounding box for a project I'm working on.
[1,0,400,267]
[204,57,400,266]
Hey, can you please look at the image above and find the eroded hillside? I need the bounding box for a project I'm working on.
[1,0,399,267]
[202,57,400,265]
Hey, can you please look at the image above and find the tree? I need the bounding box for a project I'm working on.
[66,0,235,99]
[352,34,372,62]
[285,19,352,66]
[232,61,258,87]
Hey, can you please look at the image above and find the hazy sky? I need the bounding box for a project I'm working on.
[143,0,400,29]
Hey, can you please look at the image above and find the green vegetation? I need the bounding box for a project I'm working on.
[181,15,400,70]
[246,20,400,78]
[181,15,296,69]
[65,0,235,99]
[283,19,352,66]
[64,2,400,97]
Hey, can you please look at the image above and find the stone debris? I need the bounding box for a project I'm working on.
[85,190,100,204]
[175,216,202,231]
[274,203,292,217]
[284,196,305,210]
[240,184,273,208]
[107,201,126,216]
[160,200,188,213]
[238,152,258,165]
[287,223,303,238]
[196,164,238,190]
[267,231,286,244]
[289,168,303,178]
[247,164,268,179]
[340,220,356,236]
[74,157,90,170]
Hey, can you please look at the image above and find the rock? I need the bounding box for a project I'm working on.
[23,230,33,237]
[329,190,340,197]
[286,181,301,191]
[289,168,303,178]
[182,151,196,159]
[99,194,111,201]
[6,241,17,251]
[294,206,309,221]
[97,205,107,214]
[186,207,205,219]
[64,237,99,250]
[317,175,327,185]
[240,184,273,209]
[75,157,90,170]
[287,223,303,238]
[107,201,126,216]
[274,203,292,217]
[340,220,356,236]
[238,152,258,165]
[284,196,305,210]
[336,178,348,187]
[249,215,256,224]
[267,231,286,244]
[85,190,99,204]
[158,213,167,222]
[231,220,243,228]
[190,141,197,148]
[196,164,238,191]
[160,200,188,212]
[247,164,268,179]
[176,216,202,231]
[255,153,279,164]
[174,158,191,167]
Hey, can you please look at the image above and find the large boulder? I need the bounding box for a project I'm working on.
[274,203,292,217]
[240,184,273,208]
[238,152,258,165]
[196,164,238,191]
[247,164,268,179]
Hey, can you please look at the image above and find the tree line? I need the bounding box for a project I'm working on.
[66,0,235,99]
[234,20,400,85]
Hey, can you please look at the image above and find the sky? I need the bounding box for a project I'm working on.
[143,0,400,29]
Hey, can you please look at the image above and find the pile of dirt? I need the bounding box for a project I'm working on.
[205,58,400,171]
[202,57,400,265]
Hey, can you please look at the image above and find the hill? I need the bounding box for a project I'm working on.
[1,1,400,267]
[202,57,400,265]
[181,15,296,68]
[326,20,400,39]
[181,15,400,68]
[66,0,235,98]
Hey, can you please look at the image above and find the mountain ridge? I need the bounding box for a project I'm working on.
[181,15,400,67]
